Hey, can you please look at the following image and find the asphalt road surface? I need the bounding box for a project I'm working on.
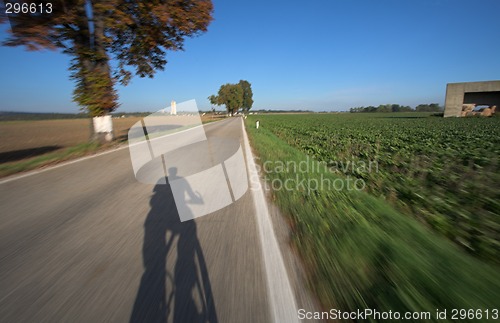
[0,118,313,323]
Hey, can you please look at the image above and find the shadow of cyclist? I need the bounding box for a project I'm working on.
[130,167,218,323]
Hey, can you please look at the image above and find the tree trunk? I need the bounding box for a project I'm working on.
[92,7,116,141]
[73,1,117,142]
[88,115,98,142]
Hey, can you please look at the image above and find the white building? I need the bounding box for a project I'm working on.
[171,100,177,115]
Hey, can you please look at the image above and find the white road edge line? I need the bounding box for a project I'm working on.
[0,119,227,185]
[241,118,300,323]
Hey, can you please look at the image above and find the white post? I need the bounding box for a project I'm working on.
[171,100,177,115]
[256,120,260,129]
[93,115,114,142]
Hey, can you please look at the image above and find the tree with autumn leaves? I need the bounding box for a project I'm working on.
[1,0,213,139]
[209,80,253,116]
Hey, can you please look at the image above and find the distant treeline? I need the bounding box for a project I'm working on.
[111,112,153,118]
[349,103,442,113]
[0,111,89,121]
[256,109,313,113]
[0,111,153,121]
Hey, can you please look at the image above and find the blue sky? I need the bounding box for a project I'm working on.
[1,0,499,113]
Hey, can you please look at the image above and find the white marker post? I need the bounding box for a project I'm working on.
[93,115,114,142]
[256,120,260,129]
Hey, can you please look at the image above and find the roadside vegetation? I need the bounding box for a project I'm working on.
[0,142,101,177]
[245,113,500,321]
[251,113,500,263]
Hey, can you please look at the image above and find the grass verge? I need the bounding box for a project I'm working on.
[0,142,103,178]
[245,119,500,321]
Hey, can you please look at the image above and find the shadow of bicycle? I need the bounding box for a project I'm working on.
[130,172,218,323]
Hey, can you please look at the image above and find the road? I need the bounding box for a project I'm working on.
[0,118,311,322]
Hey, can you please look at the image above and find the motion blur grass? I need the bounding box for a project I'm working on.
[0,142,101,177]
[251,113,500,262]
[245,115,500,321]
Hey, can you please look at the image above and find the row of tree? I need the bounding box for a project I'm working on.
[208,80,253,115]
[349,103,442,113]
[414,103,443,112]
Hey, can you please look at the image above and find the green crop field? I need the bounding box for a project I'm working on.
[245,113,500,321]
[252,113,500,262]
